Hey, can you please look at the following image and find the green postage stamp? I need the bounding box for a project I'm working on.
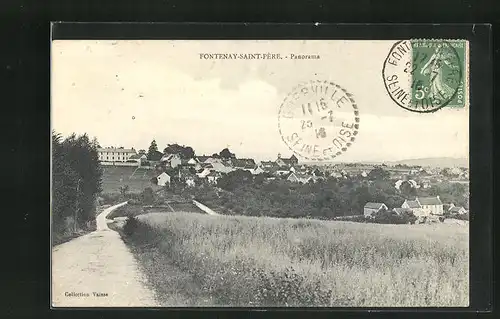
[382,39,469,113]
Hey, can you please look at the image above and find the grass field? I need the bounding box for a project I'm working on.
[108,203,205,219]
[101,166,160,194]
[123,212,469,307]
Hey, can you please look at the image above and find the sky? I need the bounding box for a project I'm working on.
[51,40,469,162]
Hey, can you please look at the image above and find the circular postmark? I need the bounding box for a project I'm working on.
[278,80,359,161]
[382,39,463,113]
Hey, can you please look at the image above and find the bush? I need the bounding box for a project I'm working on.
[100,193,121,205]
[452,212,469,221]
[400,211,418,224]
[370,209,417,225]
[123,216,139,236]
[141,187,155,205]
[128,199,140,205]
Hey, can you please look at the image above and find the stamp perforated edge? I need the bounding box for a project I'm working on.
[382,39,468,113]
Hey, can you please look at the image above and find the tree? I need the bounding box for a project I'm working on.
[367,167,390,180]
[119,185,130,199]
[91,137,101,148]
[219,148,235,159]
[164,143,195,159]
[217,169,252,191]
[52,132,79,234]
[440,168,450,176]
[147,140,159,160]
[400,180,417,197]
[148,150,163,161]
[313,168,324,177]
[138,149,146,155]
[141,187,155,205]
[52,131,103,237]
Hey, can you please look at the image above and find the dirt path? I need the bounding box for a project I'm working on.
[51,202,160,307]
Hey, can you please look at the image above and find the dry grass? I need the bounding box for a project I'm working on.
[131,212,468,307]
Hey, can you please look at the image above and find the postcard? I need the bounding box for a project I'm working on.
[51,39,469,307]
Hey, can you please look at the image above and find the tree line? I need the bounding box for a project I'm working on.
[146,138,236,162]
[52,131,102,241]
[177,169,469,220]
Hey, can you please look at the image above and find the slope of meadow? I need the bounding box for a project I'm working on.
[101,166,159,193]
[125,212,468,307]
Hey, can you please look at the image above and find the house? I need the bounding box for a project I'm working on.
[273,166,291,176]
[205,157,223,165]
[449,167,463,176]
[420,179,431,189]
[211,161,234,174]
[129,153,147,165]
[416,196,443,215]
[275,153,299,167]
[418,168,431,176]
[251,166,265,175]
[187,158,198,166]
[401,199,425,216]
[364,202,388,217]
[449,206,467,214]
[98,147,137,163]
[197,167,212,178]
[259,161,277,170]
[230,158,257,171]
[287,172,313,184]
[443,203,455,212]
[394,179,420,190]
[195,155,211,163]
[156,172,171,187]
[185,176,196,188]
[330,171,342,178]
[161,153,182,169]
[360,171,368,178]
[207,171,221,184]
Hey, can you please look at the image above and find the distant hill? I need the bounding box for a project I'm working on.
[302,157,468,168]
[386,157,468,168]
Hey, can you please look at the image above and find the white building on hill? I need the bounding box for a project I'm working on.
[98,147,137,165]
[401,196,443,216]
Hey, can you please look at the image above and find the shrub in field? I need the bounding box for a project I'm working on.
[370,209,417,224]
[127,198,140,205]
[141,187,155,205]
[452,212,469,221]
[123,216,139,236]
[399,211,418,224]
[99,193,121,205]
[250,266,333,306]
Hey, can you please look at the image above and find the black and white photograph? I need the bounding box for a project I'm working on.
[51,39,470,307]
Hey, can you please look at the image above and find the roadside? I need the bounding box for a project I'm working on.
[51,202,160,307]
[109,216,216,306]
[52,204,114,247]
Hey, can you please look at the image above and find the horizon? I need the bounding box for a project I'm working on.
[54,130,468,167]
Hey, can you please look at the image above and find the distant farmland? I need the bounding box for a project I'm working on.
[101,166,161,194]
